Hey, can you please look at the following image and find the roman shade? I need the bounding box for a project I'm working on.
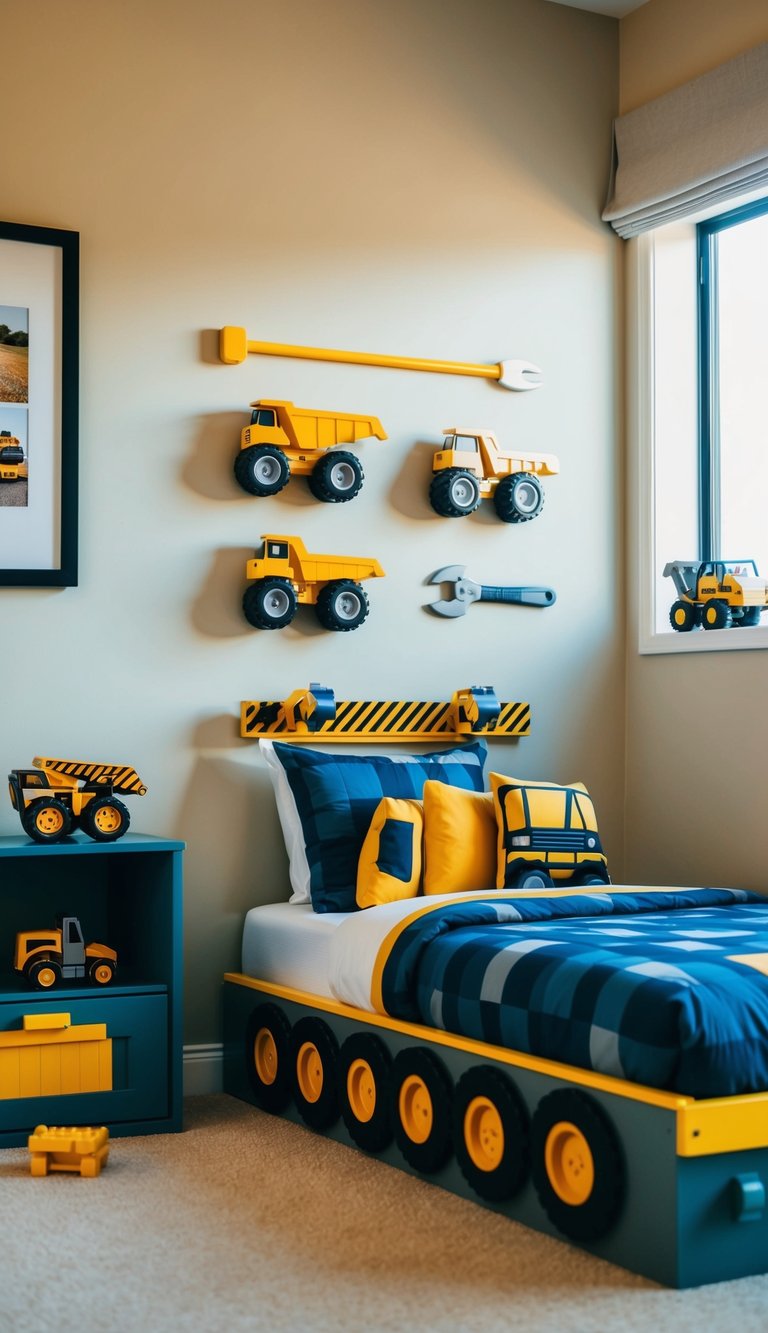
[603,41,768,239]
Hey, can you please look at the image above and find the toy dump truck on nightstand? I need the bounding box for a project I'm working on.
[8,757,147,843]
[0,430,27,481]
[664,559,768,631]
[234,399,387,502]
[430,428,559,522]
[15,915,117,990]
[243,534,385,632]
[29,1125,110,1177]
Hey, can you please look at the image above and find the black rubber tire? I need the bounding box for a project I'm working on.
[0,446,24,464]
[494,472,544,523]
[531,1089,625,1242]
[669,599,698,632]
[80,796,130,843]
[315,580,369,632]
[338,1033,394,1153]
[740,607,762,627]
[243,578,297,630]
[391,1047,453,1173]
[233,445,290,496]
[27,957,63,990]
[510,867,554,890]
[290,1018,340,1131]
[569,867,611,887]
[246,1003,292,1113]
[308,451,364,503]
[701,598,732,630]
[429,469,481,517]
[22,797,73,844]
[453,1066,529,1202]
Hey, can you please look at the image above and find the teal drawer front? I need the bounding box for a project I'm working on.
[0,990,168,1140]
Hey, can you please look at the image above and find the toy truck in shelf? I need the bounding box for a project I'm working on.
[8,757,147,844]
[243,534,385,632]
[28,1125,110,1177]
[0,430,27,481]
[234,399,387,502]
[429,428,559,522]
[15,915,117,990]
[664,559,768,631]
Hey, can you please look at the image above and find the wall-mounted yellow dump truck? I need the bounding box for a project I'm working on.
[243,534,385,632]
[234,399,387,503]
[8,757,147,843]
[430,428,559,522]
[0,431,27,481]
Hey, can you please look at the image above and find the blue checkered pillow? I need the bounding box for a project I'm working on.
[261,739,487,913]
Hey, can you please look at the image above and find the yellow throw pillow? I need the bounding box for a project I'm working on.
[356,797,423,909]
[490,773,608,890]
[422,781,497,895]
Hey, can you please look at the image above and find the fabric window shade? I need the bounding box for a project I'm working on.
[603,42,768,239]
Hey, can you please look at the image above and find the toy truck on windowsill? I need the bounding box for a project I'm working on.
[0,430,27,481]
[429,428,559,522]
[664,559,768,631]
[8,757,147,843]
[234,400,387,502]
[243,534,385,632]
[15,915,117,990]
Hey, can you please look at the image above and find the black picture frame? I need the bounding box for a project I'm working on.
[0,220,78,587]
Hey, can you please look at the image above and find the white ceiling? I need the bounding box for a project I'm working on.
[544,0,650,16]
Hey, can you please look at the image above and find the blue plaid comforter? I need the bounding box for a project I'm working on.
[377,888,768,1097]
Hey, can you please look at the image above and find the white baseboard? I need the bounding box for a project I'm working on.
[183,1043,223,1096]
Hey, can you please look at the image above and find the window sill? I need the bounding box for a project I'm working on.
[640,624,768,655]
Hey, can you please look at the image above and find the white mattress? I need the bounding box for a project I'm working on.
[241,902,351,999]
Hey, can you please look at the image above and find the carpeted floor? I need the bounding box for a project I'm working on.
[2,1094,768,1332]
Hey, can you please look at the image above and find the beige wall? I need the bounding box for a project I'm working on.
[620,0,768,112]
[3,0,620,1043]
[621,0,768,890]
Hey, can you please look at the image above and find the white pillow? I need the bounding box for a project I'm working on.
[259,738,312,903]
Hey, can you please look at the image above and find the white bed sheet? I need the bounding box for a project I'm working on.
[241,902,351,1000]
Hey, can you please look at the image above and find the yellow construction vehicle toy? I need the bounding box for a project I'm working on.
[8,757,147,843]
[493,776,609,890]
[0,430,27,481]
[15,915,117,990]
[234,399,387,502]
[28,1125,110,1177]
[243,534,385,632]
[430,427,559,522]
[664,559,768,630]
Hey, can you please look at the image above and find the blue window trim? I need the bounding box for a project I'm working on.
[697,197,768,561]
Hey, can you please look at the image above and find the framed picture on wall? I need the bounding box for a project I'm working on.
[0,220,78,587]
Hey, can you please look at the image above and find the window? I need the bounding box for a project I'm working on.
[631,193,768,653]
[250,408,276,427]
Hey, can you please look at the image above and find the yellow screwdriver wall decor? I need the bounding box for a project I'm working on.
[219,326,543,392]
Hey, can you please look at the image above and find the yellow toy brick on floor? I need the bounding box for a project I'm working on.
[28,1124,110,1178]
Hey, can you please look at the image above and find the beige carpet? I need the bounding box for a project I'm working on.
[2,1094,768,1332]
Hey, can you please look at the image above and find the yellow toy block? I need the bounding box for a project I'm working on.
[28,1124,110,1177]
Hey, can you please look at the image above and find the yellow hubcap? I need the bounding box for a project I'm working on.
[296,1042,324,1103]
[399,1074,433,1144]
[93,964,113,984]
[347,1058,376,1123]
[36,807,64,834]
[464,1095,505,1173]
[94,805,121,832]
[37,967,56,988]
[674,608,686,625]
[254,1028,278,1086]
[545,1121,595,1206]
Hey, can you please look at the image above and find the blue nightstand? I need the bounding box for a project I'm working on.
[0,833,183,1146]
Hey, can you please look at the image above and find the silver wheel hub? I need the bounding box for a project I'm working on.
[514,480,538,511]
[265,588,290,617]
[330,461,356,491]
[335,591,362,621]
[256,456,281,484]
[450,478,477,508]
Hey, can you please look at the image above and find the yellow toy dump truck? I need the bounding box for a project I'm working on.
[493,777,609,890]
[8,757,147,843]
[243,534,385,632]
[430,428,559,522]
[234,399,387,502]
[0,430,27,481]
[29,1125,110,1178]
[664,559,768,631]
[15,915,117,990]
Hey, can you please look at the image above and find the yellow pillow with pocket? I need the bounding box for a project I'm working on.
[356,797,423,909]
[422,781,497,895]
[490,772,608,890]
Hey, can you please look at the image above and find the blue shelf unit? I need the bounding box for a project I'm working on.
[0,833,184,1147]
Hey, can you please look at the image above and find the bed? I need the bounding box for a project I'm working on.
[223,739,768,1289]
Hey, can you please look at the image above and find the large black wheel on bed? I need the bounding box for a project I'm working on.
[390,1047,453,1174]
[290,1017,340,1131]
[452,1066,530,1202]
[338,1033,394,1153]
[246,1003,293,1113]
[530,1089,625,1242]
